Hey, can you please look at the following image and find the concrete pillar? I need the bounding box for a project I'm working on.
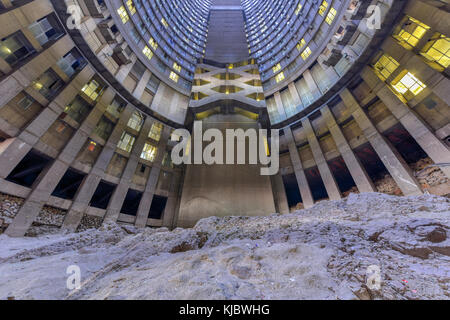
[103,116,154,223]
[162,170,183,229]
[302,118,342,200]
[283,127,314,208]
[320,105,376,193]
[361,67,450,179]
[61,104,135,231]
[133,70,152,99]
[135,126,171,228]
[0,66,95,179]
[288,82,302,107]
[5,88,113,237]
[271,173,289,214]
[340,88,422,196]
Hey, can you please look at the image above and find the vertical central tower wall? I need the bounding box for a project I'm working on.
[177,114,276,228]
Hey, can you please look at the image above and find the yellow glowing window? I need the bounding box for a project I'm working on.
[301,47,312,60]
[392,72,426,96]
[295,4,303,15]
[142,46,153,60]
[140,143,158,162]
[173,62,181,72]
[117,6,129,24]
[161,18,168,28]
[169,71,179,82]
[126,0,136,15]
[81,80,100,101]
[149,122,163,142]
[275,72,285,83]
[319,1,328,16]
[326,8,337,25]
[394,17,430,48]
[373,53,400,81]
[297,38,306,51]
[117,132,136,153]
[88,141,97,152]
[149,37,158,50]
[272,63,281,73]
[421,33,450,69]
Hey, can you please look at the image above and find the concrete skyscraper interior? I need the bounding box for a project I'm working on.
[0,0,449,301]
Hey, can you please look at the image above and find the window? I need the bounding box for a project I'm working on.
[373,53,400,81]
[81,79,103,101]
[149,122,163,141]
[32,68,64,100]
[141,143,158,162]
[127,111,144,131]
[117,6,129,24]
[117,132,136,152]
[169,71,179,83]
[0,31,35,66]
[173,62,181,72]
[392,71,426,97]
[319,1,328,16]
[296,39,306,51]
[326,8,337,25]
[420,33,450,69]
[301,47,312,60]
[126,0,136,15]
[275,72,285,83]
[142,46,153,60]
[393,17,430,49]
[149,37,158,50]
[272,63,281,73]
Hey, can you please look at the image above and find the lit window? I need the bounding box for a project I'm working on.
[173,62,181,72]
[326,8,337,25]
[117,132,136,153]
[420,33,450,69]
[161,18,168,28]
[149,37,158,50]
[272,63,281,73]
[392,72,426,96]
[126,0,136,15]
[319,1,328,16]
[117,6,129,24]
[88,141,97,152]
[373,53,400,81]
[295,4,303,15]
[127,111,144,131]
[301,47,312,60]
[141,143,158,162]
[275,72,285,83]
[142,46,153,60]
[296,39,306,51]
[81,79,102,101]
[169,71,179,83]
[149,122,163,142]
[393,17,430,49]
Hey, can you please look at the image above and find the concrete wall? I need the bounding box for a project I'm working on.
[177,114,276,227]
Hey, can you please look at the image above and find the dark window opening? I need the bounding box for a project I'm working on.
[90,180,116,209]
[148,195,168,220]
[51,168,86,200]
[328,157,357,194]
[6,150,52,187]
[120,189,142,216]
[305,167,328,201]
[282,173,302,209]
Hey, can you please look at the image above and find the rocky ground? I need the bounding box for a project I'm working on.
[0,193,449,300]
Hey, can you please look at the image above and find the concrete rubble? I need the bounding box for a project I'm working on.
[0,193,449,300]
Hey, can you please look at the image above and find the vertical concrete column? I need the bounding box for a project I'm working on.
[340,88,422,196]
[133,70,152,99]
[135,126,171,228]
[103,116,154,223]
[5,88,114,237]
[361,67,450,179]
[271,173,290,214]
[162,170,183,229]
[274,92,287,119]
[283,127,314,208]
[288,82,302,107]
[303,69,322,97]
[302,118,342,200]
[62,104,135,231]
[0,66,95,179]
[320,105,376,193]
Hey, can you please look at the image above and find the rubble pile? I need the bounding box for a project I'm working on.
[0,193,448,300]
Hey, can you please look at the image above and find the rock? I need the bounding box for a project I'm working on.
[230,265,252,279]
[426,227,447,243]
